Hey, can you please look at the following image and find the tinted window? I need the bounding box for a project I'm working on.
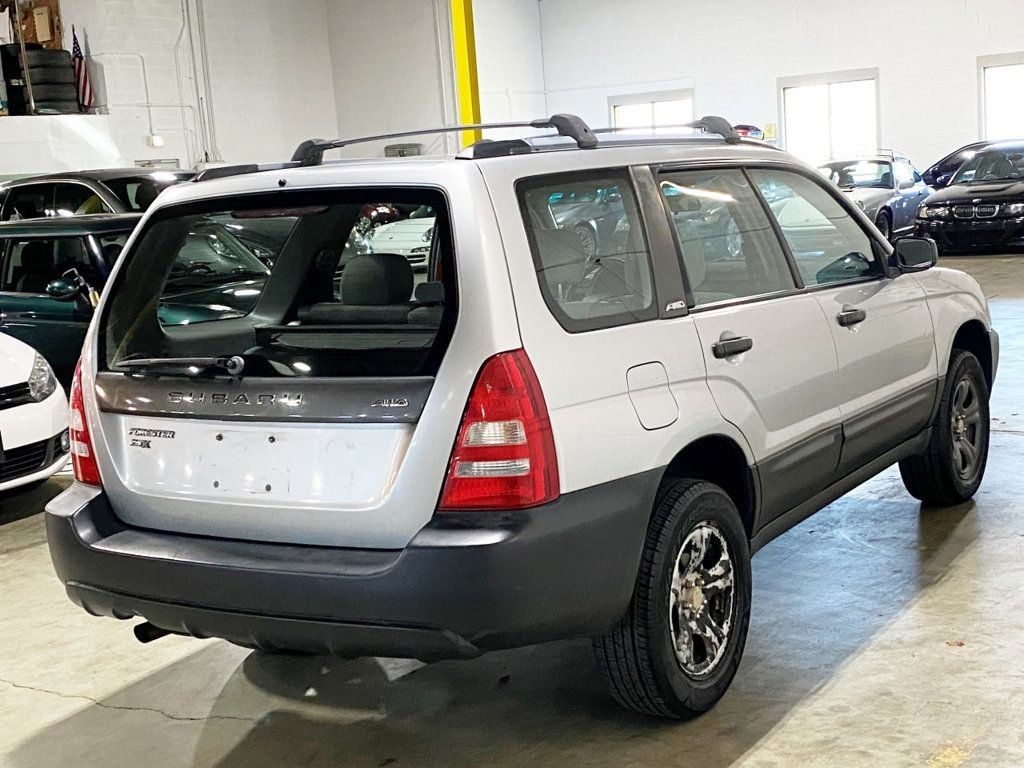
[659,169,795,306]
[53,183,110,216]
[518,170,655,331]
[104,173,192,211]
[1,237,96,293]
[3,184,53,220]
[102,189,455,378]
[749,170,881,287]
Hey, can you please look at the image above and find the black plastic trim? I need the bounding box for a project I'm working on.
[45,469,661,659]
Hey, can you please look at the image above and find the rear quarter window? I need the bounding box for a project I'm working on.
[517,169,657,332]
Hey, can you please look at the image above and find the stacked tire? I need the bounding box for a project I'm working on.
[2,45,79,115]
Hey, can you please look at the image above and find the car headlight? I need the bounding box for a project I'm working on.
[28,352,57,402]
[1006,202,1024,216]
[920,205,950,220]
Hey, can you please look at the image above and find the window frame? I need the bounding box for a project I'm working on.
[649,159,896,312]
[777,69,881,162]
[978,52,1024,140]
[51,181,115,217]
[516,167,661,333]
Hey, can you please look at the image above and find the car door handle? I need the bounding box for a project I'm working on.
[712,332,754,359]
[837,305,867,327]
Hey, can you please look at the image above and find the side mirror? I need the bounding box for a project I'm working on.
[45,277,82,301]
[894,237,938,273]
[935,173,953,189]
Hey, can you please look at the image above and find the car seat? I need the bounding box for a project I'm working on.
[15,242,54,293]
[298,252,413,324]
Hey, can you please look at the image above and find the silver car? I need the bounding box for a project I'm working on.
[819,154,931,240]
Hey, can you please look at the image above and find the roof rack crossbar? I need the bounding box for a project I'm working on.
[291,114,597,165]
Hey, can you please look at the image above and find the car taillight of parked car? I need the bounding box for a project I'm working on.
[439,349,559,510]
[69,360,102,486]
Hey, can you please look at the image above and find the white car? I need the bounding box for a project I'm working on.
[0,334,69,493]
[46,114,997,719]
[368,215,435,269]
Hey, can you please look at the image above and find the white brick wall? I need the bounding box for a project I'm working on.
[538,0,1024,168]
[58,0,338,167]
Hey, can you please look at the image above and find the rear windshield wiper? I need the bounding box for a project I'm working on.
[111,355,246,376]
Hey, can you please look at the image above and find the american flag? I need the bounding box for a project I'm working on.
[71,27,93,111]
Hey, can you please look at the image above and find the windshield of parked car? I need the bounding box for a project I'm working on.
[104,172,194,211]
[951,148,1024,184]
[819,160,894,190]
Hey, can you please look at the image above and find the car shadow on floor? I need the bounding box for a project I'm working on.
[8,470,980,768]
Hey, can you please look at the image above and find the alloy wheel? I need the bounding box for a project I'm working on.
[951,376,982,481]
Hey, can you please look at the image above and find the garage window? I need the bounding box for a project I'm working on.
[779,71,879,164]
[610,90,694,133]
[980,55,1024,140]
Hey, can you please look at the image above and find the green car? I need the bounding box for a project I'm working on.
[0,213,273,387]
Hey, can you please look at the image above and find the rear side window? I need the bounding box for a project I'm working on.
[748,169,881,287]
[3,184,52,220]
[1,237,97,293]
[658,168,794,306]
[102,188,456,378]
[518,170,656,332]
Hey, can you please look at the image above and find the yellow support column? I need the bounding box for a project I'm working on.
[450,0,481,147]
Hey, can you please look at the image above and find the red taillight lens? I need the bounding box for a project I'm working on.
[69,361,101,486]
[439,349,559,510]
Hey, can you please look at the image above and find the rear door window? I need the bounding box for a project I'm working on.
[658,168,795,306]
[518,169,656,332]
[101,188,455,378]
[3,184,54,220]
[1,237,97,293]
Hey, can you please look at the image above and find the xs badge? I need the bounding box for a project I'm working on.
[371,398,410,408]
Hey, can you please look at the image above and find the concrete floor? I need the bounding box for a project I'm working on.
[2,254,1023,768]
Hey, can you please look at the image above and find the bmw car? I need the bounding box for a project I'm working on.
[916,141,1024,253]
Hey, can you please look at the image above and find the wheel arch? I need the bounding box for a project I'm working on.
[952,319,994,388]
[659,434,757,539]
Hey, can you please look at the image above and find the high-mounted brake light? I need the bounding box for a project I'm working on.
[69,360,102,486]
[439,349,559,510]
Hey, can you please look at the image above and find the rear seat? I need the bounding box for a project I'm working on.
[298,252,413,324]
[407,281,444,325]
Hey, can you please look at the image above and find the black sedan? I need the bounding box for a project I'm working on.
[916,141,1024,253]
[0,168,194,221]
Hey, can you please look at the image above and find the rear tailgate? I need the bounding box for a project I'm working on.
[86,165,520,549]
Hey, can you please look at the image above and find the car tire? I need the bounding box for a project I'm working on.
[573,224,597,258]
[24,49,72,68]
[875,210,892,241]
[899,349,990,506]
[26,65,75,85]
[593,478,751,718]
[28,83,78,102]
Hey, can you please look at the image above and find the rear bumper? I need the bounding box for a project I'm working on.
[45,471,658,660]
[916,217,1024,251]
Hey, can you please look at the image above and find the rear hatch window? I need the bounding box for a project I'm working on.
[101,188,455,379]
[94,187,458,548]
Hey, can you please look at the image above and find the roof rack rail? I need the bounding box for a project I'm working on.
[290,114,598,166]
[586,116,741,144]
[193,162,300,183]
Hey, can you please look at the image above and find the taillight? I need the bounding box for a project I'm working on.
[439,349,559,510]
[69,360,102,486]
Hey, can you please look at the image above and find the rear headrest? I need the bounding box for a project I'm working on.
[340,253,413,306]
[533,228,587,284]
[414,281,444,305]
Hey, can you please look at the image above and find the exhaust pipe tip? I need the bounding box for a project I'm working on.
[133,621,172,644]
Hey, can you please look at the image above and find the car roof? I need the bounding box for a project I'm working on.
[979,140,1024,152]
[0,213,143,238]
[152,137,794,210]
[2,168,194,185]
